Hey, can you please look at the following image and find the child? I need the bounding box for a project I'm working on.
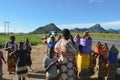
[15,42,28,80]
[43,47,59,80]
[0,51,6,80]
[24,38,32,71]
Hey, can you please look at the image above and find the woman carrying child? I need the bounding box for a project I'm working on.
[54,29,78,80]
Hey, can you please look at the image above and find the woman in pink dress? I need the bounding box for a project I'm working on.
[54,29,78,80]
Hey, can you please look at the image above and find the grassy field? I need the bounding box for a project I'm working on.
[0,33,120,48]
[72,32,120,40]
[0,33,42,48]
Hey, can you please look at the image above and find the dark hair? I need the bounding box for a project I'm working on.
[18,42,24,49]
[62,29,70,40]
[70,34,75,45]
[18,42,24,45]
[10,36,15,40]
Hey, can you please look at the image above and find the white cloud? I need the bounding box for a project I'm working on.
[101,21,120,29]
[89,0,105,3]
[58,20,120,30]
[58,23,94,30]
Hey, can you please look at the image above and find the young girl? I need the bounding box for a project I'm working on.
[43,46,59,80]
[15,42,28,80]
[0,51,6,80]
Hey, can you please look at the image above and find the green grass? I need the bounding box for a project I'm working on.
[0,32,120,48]
[90,33,120,40]
[0,34,42,48]
[71,32,120,40]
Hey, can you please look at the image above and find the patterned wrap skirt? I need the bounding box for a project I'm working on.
[59,56,77,80]
[6,52,16,72]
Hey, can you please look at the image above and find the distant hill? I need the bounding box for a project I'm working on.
[70,24,106,33]
[89,24,106,32]
[31,23,120,34]
[70,24,119,33]
[70,28,88,32]
[107,29,118,33]
[31,23,61,34]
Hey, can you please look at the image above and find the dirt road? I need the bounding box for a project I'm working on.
[2,44,47,80]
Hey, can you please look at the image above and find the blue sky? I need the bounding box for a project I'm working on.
[0,0,120,33]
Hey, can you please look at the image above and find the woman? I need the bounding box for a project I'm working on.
[15,42,28,80]
[93,41,102,67]
[24,38,32,71]
[73,34,82,77]
[5,36,17,74]
[98,43,109,80]
[79,31,92,80]
[47,35,57,58]
[54,29,78,80]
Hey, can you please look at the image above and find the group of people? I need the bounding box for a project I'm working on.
[0,36,32,80]
[43,28,119,80]
[43,29,92,80]
[0,29,119,80]
[92,41,119,80]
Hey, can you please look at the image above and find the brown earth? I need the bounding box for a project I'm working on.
[2,44,47,80]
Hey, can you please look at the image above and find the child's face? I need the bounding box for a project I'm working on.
[19,45,23,50]
[18,44,24,50]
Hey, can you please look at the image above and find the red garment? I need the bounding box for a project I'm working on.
[94,46,100,54]
[101,49,108,59]
[0,51,3,66]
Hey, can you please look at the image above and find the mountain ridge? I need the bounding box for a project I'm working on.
[70,24,119,33]
[31,23,61,34]
[31,23,120,34]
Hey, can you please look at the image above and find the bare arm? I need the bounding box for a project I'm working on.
[5,42,10,51]
[9,49,16,56]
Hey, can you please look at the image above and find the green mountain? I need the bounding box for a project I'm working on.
[31,23,120,34]
[31,23,61,34]
[89,24,106,32]
[107,29,119,33]
[70,28,88,32]
[70,24,120,33]
[70,24,106,33]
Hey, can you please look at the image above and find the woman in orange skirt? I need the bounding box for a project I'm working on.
[5,36,17,74]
